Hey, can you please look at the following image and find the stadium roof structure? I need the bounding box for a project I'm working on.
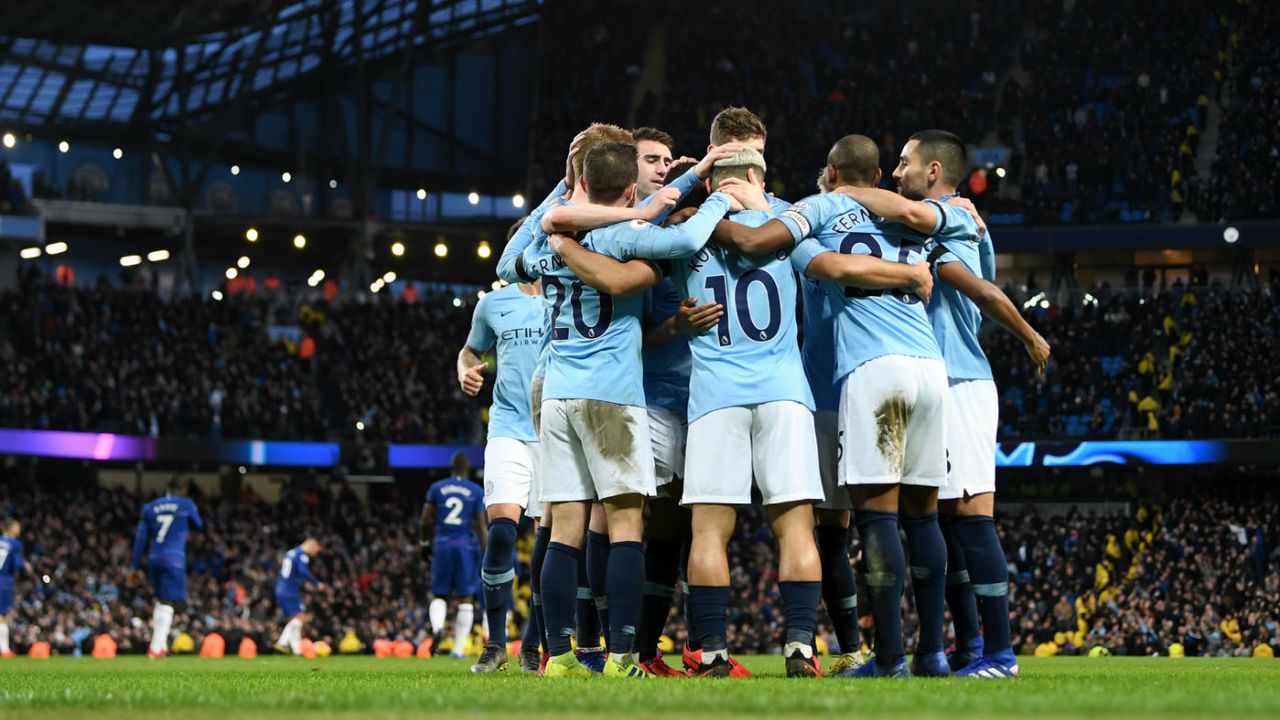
[0,0,539,129]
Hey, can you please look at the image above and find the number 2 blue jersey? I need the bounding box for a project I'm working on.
[275,545,320,597]
[525,193,732,407]
[131,495,203,569]
[427,477,484,548]
[925,197,995,382]
[672,209,814,422]
[783,193,941,383]
[0,536,24,589]
[465,283,544,442]
[642,279,692,416]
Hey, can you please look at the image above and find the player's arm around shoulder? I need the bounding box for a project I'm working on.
[548,232,661,296]
[831,185,941,235]
[936,258,1050,373]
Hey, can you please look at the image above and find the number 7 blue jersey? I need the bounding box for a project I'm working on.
[672,209,814,422]
[131,495,203,569]
[783,193,942,383]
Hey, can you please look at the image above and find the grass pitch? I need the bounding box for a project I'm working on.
[1,655,1277,719]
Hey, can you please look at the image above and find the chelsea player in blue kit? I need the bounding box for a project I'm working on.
[457,271,545,673]
[130,476,203,659]
[840,131,1050,679]
[0,518,28,658]
[524,142,733,679]
[713,134,939,678]
[420,453,486,659]
[274,537,325,655]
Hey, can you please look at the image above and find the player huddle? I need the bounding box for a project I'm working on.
[452,107,1051,679]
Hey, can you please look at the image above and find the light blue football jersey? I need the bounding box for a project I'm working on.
[926,197,995,382]
[671,209,814,422]
[465,283,545,441]
[642,279,692,416]
[783,193,942,382]
[532,194,732,406]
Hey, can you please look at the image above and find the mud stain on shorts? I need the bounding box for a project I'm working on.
[577,400,639,475]
[875,395,909,472]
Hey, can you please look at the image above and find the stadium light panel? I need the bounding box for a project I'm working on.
[416,188,427,201]
[512,193,525,208]
[45,242,67,255]
[1,132,15,149]
[237,256,251,269]
[391,241,405,257]
[58,140,70,153]
[995,167,1007,178]
[1224,226,1240,244]
[19,247,41,259]
[329,179,338,189]
[146,249,170,262]
[225,267,238,279]
[452,297,462,307]
[119,254,142,267]
[245,227,259,242]
[356,421,365,431]
[434,242,448,258]
[293,234,306,249]
[281,171,292,183]
[231,165,241,175]
[112,148,123,160]
[211,290,223,301]
[467,191,480,205]
[477,241,492,259]
[382,271,397,283]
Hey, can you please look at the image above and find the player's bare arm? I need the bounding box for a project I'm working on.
[807,254,934,304]
[546,232,660,296]
[711,217,795,255]
[419,503,435,559]
[541,186,679,233]
[936,261,1051,374]
[456,346,488,397]
[831,185,941,235]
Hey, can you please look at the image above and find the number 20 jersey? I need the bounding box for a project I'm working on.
[672,209,814,422]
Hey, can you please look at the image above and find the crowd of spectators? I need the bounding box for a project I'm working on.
[0,158,31,215]
[530,0,1252,225]
[985,281,1280,439]
[2,469,1275,658]
[5,275,1279,443]
[1192,0,1279,222]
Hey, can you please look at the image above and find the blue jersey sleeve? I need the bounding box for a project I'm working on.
[645,167,703,224]
[923,199,983,243]
[298,555,320,585]
[465,294,497,351]
[791,238,832,275]
[131,517,148,569]
[498,182,566,283]
[609,193,732,259]
[777,193,838,242]
[188,498,204,531]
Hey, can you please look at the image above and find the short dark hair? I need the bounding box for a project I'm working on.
[167,475,185,493]
[710,106,767,145]
[632,127,674,151]
[450,451,470,476]
[583,143,639,204]
[909,129,967,186]
[828,134,880,186]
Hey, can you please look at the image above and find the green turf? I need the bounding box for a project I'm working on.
[1,655,1277,719]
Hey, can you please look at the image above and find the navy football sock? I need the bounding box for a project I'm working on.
[540,542,579,656]
[779,580,822,649]
[857,509,906,667]
[902,512,947,655]
[605,541,645,654]
[575,540,601,649]
[586,530,611,649]
[481,518,519,648]
[637,537,680,661]
[530,526,551,653]
[953,515,1012,655]
[816,524,860,654]
[689,585,730,654]
[941,515,981,651]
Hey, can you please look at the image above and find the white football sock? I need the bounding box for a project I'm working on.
[151,603,175,654]
[429,598,447,634]
[0,621,10,654]
[275,621,292,650]
[287,618,304,653]
[454,603,474,654]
